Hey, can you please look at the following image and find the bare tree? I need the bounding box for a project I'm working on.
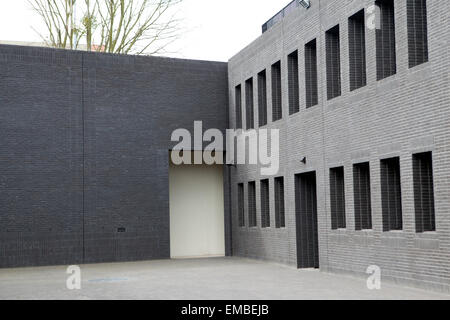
[29,0,182,55]
[29,0,81,50]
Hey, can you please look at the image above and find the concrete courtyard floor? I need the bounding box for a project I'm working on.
[0,257,449,300]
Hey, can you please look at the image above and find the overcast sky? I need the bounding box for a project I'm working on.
[0,0,289,62]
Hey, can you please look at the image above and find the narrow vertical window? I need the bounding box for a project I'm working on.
[235,84,242,129]
[376,0,397,80]
[330,167,346,229]
[238,183,245,227]
[248,181,257,227]
[380,157,403,231]
[260,179,270,228]
[413,152,435,233]
[353,162,372,230]
[305,39,318,108]
[348,10,367,91]
[407,0,428,68]
[288,50,300,115]
[271,61,282,121]
[275,177,285,228]
[245,78,254,130]
[258,70,268,127]
[326,25,341,100]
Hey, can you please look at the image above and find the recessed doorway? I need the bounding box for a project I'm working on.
[295,171,319,268]
[169,151,225,258]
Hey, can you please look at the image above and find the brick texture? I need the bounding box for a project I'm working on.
[0,45,229,267]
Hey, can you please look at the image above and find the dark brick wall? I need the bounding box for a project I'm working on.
[0,45,229,267]
[0,46,84,267]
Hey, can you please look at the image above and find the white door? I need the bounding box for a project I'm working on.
[169,156,225,258]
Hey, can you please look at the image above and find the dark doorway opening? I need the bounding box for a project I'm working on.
[295,171,319,269]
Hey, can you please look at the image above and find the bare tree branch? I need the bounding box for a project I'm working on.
[30,0,183,55]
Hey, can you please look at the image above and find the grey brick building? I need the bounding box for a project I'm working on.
[1,0,449,294]
[229,0,450,292]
